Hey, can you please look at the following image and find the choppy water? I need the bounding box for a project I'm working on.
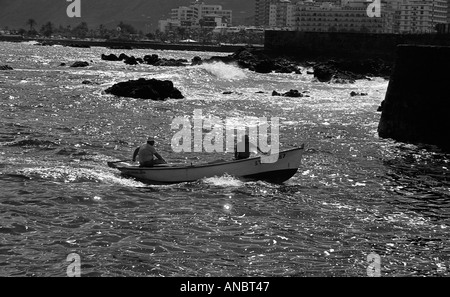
[0,41,449,277]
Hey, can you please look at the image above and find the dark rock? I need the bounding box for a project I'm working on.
[336,58,392,79]
[124,56,138,65]
[312,58,390,83]
[223,91,233,95]
[254,60,274,74]
[104,78,184,100]
[59,63,66,66]
[205,56,234,64]
[101,54,121,61]
[70,61,89,68]
[119,53,130,61]
[142,55,187,67]
[313,64,334,82]
[333,77,355,84]
[272,89,303,98]
[273,59,301,74]
[378,45,450,151]
[191,56,202,65]
[255,91,265,94]
[284,89,303,97]
[377,100,385,112]
[351,91,369,97]
[199,47,303,75]
[0,65,13,70]
[144,54,160,64]
[154,59,187,67]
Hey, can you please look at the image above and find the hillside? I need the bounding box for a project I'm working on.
[0,0,255,32]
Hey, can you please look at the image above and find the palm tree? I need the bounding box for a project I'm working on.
[40,21,54,37]
[98,24,107,38]
[26,19,36,31]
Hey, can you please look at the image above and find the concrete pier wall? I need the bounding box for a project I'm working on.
[264,31,450,61]
[377,45,450,150]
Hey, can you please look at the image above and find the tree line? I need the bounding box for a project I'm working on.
[5,18,264,45]
[15,19,154,40]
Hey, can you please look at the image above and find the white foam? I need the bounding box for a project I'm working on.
[201,174,244,187]
[18,165,146,188]
[198,62,246,80]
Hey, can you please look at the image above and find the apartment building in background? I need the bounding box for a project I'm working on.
[396,0,448,33]
[294,0,390,33]
[159,1,232,33]
[255,0,277,27]
[269,0,296,28]
[257,0,449,34]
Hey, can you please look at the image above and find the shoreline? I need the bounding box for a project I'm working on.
[0,35,260,53]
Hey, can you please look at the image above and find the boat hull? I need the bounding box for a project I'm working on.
[112,147,304,184]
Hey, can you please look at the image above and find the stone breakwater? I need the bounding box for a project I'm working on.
[378,45,450,151]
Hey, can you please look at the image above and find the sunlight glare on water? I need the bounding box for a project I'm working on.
[0,42,449,277]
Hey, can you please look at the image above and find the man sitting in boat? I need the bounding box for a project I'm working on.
[234,135,266,160]
[132,136,167,167]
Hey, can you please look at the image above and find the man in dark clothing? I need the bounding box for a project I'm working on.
[234,135,266,160]
[132,136,167,167]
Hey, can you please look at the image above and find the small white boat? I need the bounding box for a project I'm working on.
[108,146,305,184]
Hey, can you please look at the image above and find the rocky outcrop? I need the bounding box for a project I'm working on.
[0,65,13,70]
[313,64,334,82]
[123,56,140,65]
[312,59,391,83]
[101,54,121,61]
[272,89,307,98]
[201,47,302,74]
[200,47,391,79]
[350,91,368,97]
[70,61,89,67]
[98,47,390,80]
[191,56,202,65]
[143,54,188,67]
[378,45,450,151]
[104,78,184,100]
[101,53,189,67]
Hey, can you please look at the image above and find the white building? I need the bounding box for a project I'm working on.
[160,1,233,32]
[268,0,296,29]
[396,0,448,33]
[256,0,448,34]
[294,0,390,33]
[158,19,181,33]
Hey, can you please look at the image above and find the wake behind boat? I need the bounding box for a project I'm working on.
[108,146,305,184]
